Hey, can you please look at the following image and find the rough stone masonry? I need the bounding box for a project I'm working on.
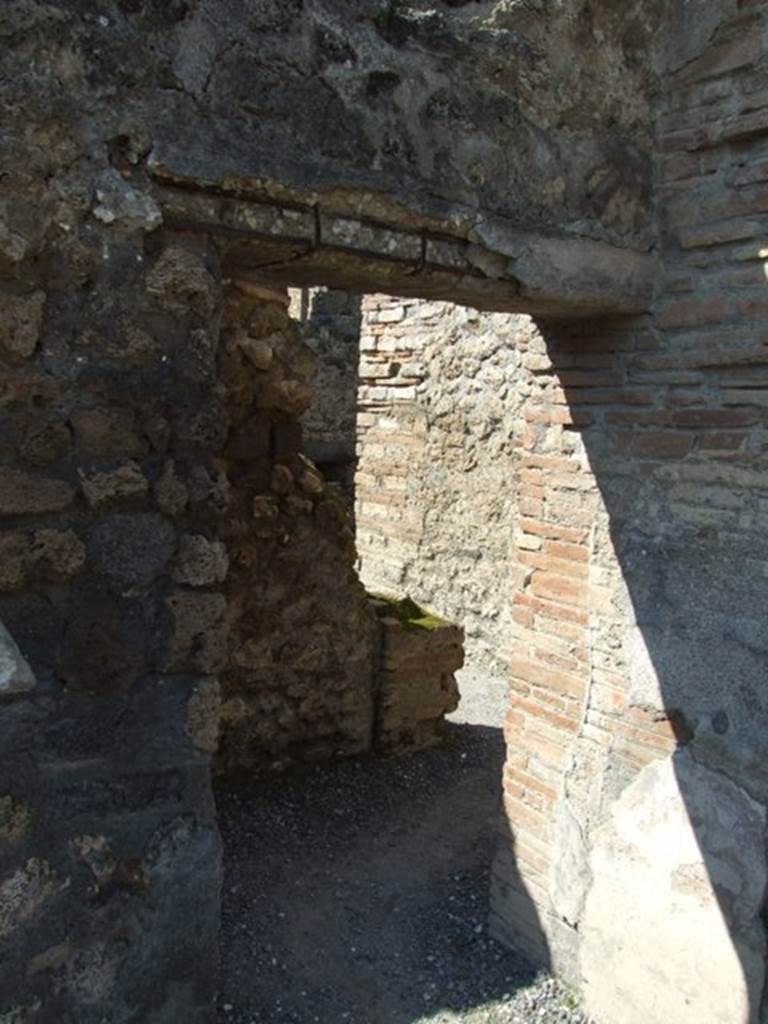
[355,293,522,679]
[1,2,767,1023]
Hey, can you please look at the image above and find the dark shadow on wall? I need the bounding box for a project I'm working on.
[215,721,550,1023]
[536,314,768,1024]
[297,288,363,517]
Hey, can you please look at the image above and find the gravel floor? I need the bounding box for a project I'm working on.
[215,667,589,1024]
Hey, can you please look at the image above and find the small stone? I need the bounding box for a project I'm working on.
[378,305,405,323]
[239,335,273,371]
[117,320,159,363]
[266,379,314,415]
[252,496,279,520]
[30,529,86,579]
[58,596,146,692]
[164,591,229,673]
[283,495,313,517]
[180,327,217,382]
[0,208,29,265]
[0,533,28,591]
[92,169,162,233]
[270,464,294,495]
[298,468,324,496]
[0,468,74,516]
[71,835,116,884]
[0,796,31,843]
[27,943,75,978]
[155,460,188,516]
[0,291,45,363]
[146,246,217,318]
[187,463,230,514]
[78,461,148,508]
[90,512,176,590]
[186,677,221,753]
[70,407,145,457]
[0,529,85,590]
[143,414,171,452]
[173,534,229,586]
[0,859,58,938]
[181,390,239,452]
[19,418,71,466]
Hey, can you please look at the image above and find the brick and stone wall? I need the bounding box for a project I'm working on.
[490,8,768,1022]
[357,295,522,677]
[3,3,768,1022]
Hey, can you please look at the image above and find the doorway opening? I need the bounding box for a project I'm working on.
[213,284,566,1023]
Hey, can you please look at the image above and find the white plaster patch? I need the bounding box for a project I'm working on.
[580,752,767,1024]
[0,622,35,697]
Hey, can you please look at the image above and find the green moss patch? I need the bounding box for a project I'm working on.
[368,593,448,630]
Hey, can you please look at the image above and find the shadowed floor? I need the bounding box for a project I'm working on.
[215,670,586,1024]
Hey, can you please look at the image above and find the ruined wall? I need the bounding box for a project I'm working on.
[0,70,383,1008]
[213,285,379,777]
[0,201,381,1016]
[0,217,466,1017]
[357,295,521,677]
[490,7,768,1022]
[0,223,227,1018]
[3,2,768,1022]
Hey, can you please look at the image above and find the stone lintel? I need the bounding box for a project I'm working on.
[155,185,655,318]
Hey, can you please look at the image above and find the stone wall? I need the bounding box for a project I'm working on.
[292,287,362,502]
[0,130,381,1010]
[213,284,380,777]
[135,0,663,251]
[0,208,463,1016]
[0,1,661,320]
[0,227,228,1020]
[0,223,463,1018]
[217,285,461,777]
[357,295,522,677]
[370,596,463,753]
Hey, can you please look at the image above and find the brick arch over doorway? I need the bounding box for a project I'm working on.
[2,2,767,1022]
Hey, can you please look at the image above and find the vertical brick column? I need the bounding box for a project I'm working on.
[490,314,681,974]
[356,295,429,591]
